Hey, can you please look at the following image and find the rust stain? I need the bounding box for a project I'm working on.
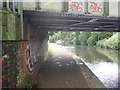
[18,42,28,71]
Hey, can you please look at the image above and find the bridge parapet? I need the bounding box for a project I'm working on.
[0,0,120,17]
[22,0,120,17]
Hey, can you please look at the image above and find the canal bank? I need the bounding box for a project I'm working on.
[35,43,106,88]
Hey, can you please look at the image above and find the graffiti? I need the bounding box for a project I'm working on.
[89,0,103,13]
[0,75,8,79]
[0,58,2,63]
[26,58,35,73]
[26,42,38,74]
[69,0,83,12]
[26,45,33,73]
[17,42,33,74]
[0,58,2,84]
[0,80,2,83]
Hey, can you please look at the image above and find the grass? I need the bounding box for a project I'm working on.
[48,42,52,55]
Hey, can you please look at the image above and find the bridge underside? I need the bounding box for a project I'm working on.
[23,10,119,32]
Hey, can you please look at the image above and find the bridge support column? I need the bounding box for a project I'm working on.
[23,19,48,84]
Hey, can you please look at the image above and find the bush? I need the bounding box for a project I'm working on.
[96,38,107,47]
[96,33,120,50]
[87,32,113,46]
[87,32,98,46]
[105,33,119,50]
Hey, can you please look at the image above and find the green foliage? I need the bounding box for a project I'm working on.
[49,31,118,50]
[16,68,33,88]
[96,38,107,47]
[87,33,97,46]
[49,32,61,43]
[16,68,26,88]
[87,32,113,46]
[79,32,91,45]
[48,42,52,55]
[26,82,32,89]
[16,49,29,88]
[49,31,76,45]
[74,32,80,45]
[97,33,120,50]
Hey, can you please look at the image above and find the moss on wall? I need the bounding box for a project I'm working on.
[0,12,2,40]
[2,11,7,40]
[2,10,16,40]
[7,13,16,40]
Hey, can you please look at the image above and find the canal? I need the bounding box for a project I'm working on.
[63,45,119,88]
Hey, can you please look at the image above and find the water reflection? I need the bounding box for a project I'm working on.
[97,48,119,63]
[72,45,119,88]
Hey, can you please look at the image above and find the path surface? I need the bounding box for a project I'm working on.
[36,43,105,88]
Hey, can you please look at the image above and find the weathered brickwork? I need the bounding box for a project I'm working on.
[2,33,48,88]
[2,41,19,88]
[1,2,48,88]
[2,41,29,88]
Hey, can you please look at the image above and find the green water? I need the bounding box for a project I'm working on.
[73,45,119,63]
[72,45,119,88]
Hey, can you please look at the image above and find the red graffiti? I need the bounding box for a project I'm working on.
[0,75,8,79]
[69,0,83,12]
[0,80,2,83]
[0,58,2,63]
[89,1,103,13]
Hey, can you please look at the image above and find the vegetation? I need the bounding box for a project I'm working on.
[49,32,119,50]
[2,10,16,40]
[49,32,75,45]
[16,49,32,88]
[16,64,32,88]
[97,33,120,50]
[97,48,119,63]
[48,42,52,55]
[87,32,113,46]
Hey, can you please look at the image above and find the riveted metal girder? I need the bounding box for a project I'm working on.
[23,10,120,32]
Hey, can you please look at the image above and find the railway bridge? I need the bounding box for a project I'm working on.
[0,0,119,88]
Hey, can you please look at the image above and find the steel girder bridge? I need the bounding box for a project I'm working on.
[23,10,120,32]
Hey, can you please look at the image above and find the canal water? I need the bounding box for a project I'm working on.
[63,45,119,88]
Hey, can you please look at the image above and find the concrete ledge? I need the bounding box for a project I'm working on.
[78,59,107,89]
